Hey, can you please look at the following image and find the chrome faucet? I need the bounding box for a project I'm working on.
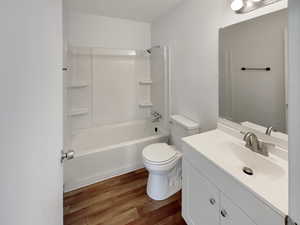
[265,126,277,136]
[243,132,260,152]
[151,111,162,123]
[242,132,272,157]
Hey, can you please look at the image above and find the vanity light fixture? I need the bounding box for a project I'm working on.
[231,0,283,14]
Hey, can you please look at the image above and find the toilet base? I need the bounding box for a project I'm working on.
[146,161,182,201]
[147,176,181,201]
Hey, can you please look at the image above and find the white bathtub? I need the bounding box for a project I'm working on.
[63,120,168,192]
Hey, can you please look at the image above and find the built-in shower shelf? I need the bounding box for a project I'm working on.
[68,81,89,88]
[139,102,153,108]
[139,80,153,85]
[70,47,147,57]
[69,108,89,116]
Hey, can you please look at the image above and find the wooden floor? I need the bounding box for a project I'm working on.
[64,169,187,225]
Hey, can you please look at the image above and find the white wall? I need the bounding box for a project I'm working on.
[152,1,223,131]
[0,0,63,225]
[65,11,151,49]
[151,0,287,132]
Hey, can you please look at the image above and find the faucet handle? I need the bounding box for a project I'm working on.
[265,126,277,136]
[241,131,257,140]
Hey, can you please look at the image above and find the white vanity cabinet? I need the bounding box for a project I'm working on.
[181,130,286,225]
[183,160,256,225]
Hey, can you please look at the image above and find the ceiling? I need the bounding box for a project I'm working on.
[64,0,184,22]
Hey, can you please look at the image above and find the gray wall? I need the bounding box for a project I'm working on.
[289,0,300,223]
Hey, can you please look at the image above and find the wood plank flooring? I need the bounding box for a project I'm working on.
[64,169,187,225]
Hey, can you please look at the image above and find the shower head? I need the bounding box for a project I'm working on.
[146,49,152,54]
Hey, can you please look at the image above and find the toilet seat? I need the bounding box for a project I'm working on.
[143,143,179,165]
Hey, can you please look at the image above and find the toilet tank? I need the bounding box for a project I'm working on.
[170,115,200,151]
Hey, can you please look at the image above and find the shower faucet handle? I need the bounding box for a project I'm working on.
[151,111,162,122]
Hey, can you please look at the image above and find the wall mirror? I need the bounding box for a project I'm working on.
[219,9,288,134]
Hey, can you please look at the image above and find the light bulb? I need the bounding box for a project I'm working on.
[231,0,245,11]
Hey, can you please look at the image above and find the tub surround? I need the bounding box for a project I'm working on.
[63,44,169,192]
[182,122,288,225]
[65,46,151,137]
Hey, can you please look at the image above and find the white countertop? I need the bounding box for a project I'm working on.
[182,129,288,216]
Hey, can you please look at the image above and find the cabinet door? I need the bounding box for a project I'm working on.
[220,194,256,225]
[182,159,220,225]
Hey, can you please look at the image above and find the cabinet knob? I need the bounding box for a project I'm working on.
[209,198,216,205]
[221,209,228,218]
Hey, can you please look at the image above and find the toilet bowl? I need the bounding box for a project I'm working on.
[142,114,200,201]
[143,143,182,201]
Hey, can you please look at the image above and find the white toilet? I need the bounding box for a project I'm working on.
[143,115,199,200]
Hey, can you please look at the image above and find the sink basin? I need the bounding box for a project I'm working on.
[226,142,285,180]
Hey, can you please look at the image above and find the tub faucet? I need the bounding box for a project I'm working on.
[242,132,273,157]
[151,111,162,123]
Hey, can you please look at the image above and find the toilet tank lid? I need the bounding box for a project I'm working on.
[171,115,200,130]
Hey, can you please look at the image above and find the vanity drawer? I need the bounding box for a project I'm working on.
[183,142,285,225]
